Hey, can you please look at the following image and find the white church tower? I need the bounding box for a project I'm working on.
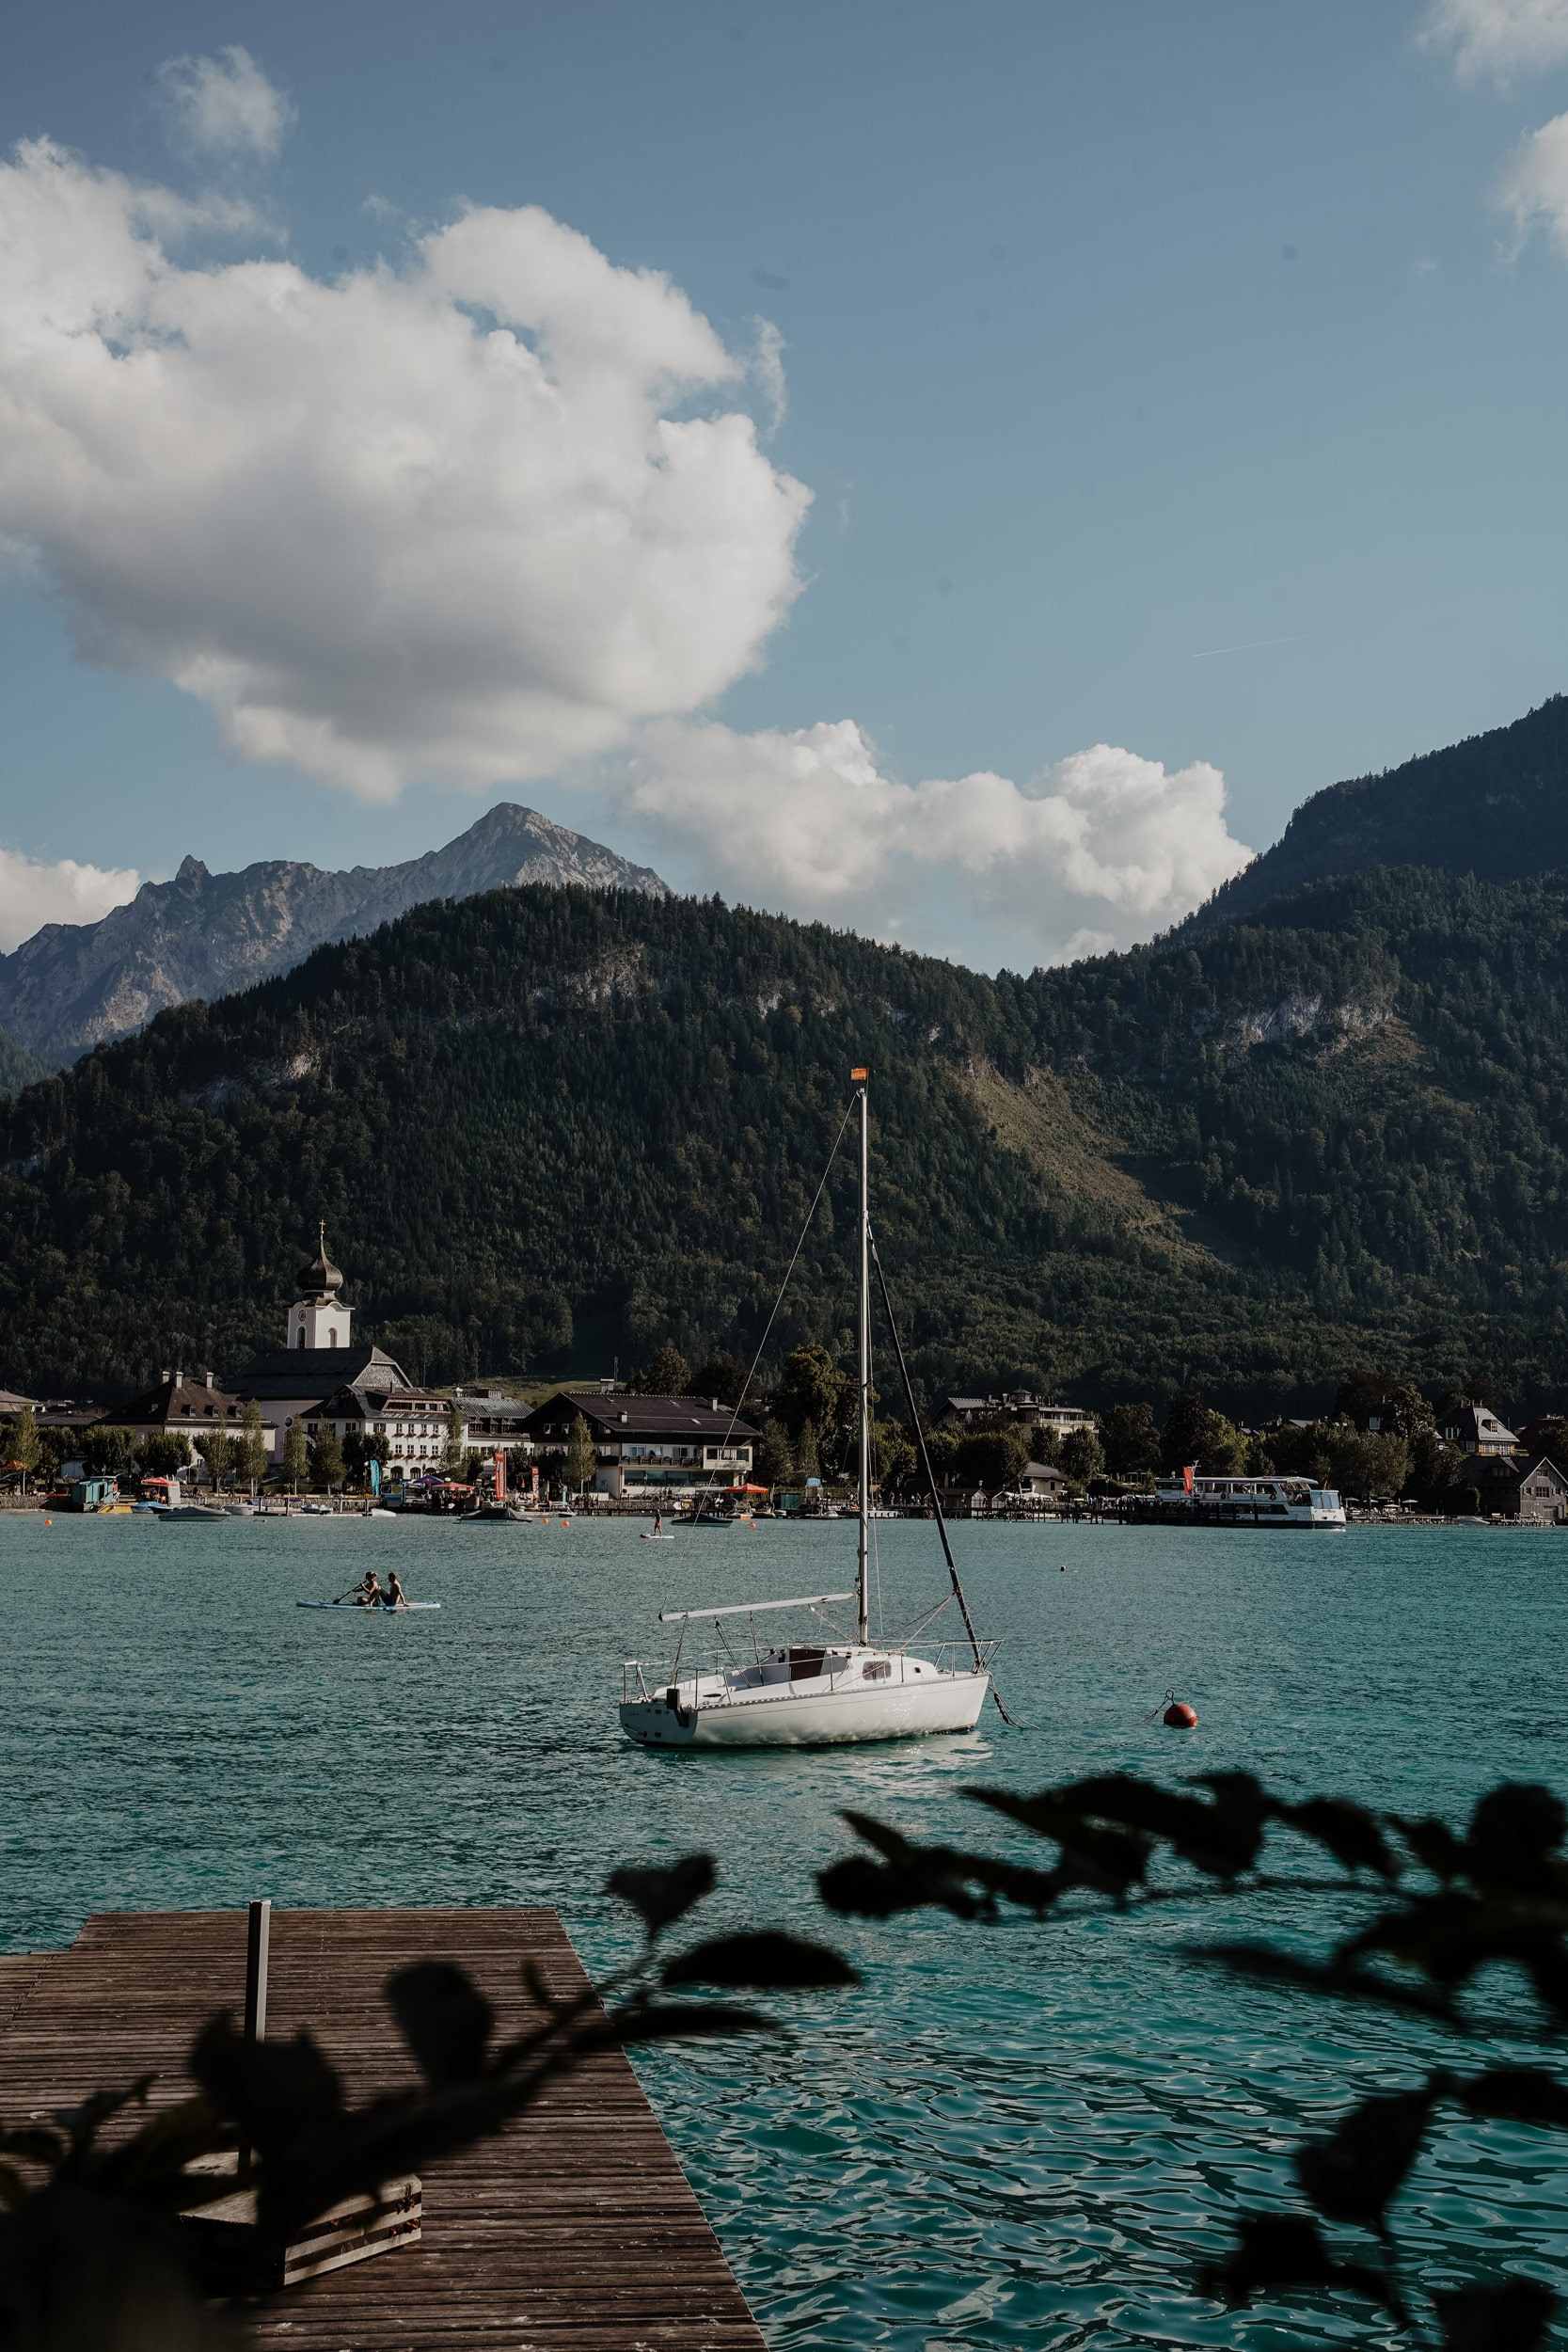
[289,1224,352,1351]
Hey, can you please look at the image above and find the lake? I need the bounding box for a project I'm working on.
[4,1509,1565,2347]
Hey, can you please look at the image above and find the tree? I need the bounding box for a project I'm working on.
[309,1430,345,1490]
[565,1411,595,1493]
[79,1424,134,1479]
[795,1419,821,1480]
[137,1432,189,1478]
[755,1422,795,1489]
[234,1398,269,1486]
[1161,1393,1212,1474]
[1058,1426,1104,1485]
[1099,1402,1161,1477]
[5,1402,40,1492]
[692,1355,756,1410]
[443,1405,466,1477]
[954,1427,1030,1492]
[197,1426,233,1488]
[637,1343,691,1395]
[773,1344,852,1457]
[282,1420,309,1491]
[341,1428,367,1482]
[871,1421,917,1496]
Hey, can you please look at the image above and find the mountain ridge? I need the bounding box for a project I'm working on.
[1187,692,1568,929]
[0,803,668,1071]
[5,862,1568,1419]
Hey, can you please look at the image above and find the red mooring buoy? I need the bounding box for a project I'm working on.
[1163,1699,1198,1729]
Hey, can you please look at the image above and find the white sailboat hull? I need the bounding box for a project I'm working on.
[620,1661,990,1749]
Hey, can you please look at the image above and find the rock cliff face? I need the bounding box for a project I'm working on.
[1189,694,1568,929]
[0,803,668,1068]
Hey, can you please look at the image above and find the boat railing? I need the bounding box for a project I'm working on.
[623,1639,1001,1708]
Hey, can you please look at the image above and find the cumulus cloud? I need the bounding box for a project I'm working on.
[622,720,1252,964]
[1420,0,1568,81]
[154,47,296,161]
[0,138,810,799]
[0,847,139,954]
[1496,108,1568,252]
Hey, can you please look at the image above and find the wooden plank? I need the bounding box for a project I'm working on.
[0,1909,766,2351]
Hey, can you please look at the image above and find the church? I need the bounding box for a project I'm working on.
[226,1227,413,1464]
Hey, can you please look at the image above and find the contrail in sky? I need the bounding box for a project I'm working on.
[1189,634,1303,660]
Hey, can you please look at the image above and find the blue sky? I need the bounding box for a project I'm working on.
[3,0,1568,970]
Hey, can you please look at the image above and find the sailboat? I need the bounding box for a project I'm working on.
[617,1068,997,1749]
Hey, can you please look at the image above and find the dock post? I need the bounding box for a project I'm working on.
[239,1899,270,2176]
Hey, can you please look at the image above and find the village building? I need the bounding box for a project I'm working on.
[517,1390,757,1497]
[1021,1459,1069,1501]
[1436,1403,1520,1456]
[945,1391,1096,1436]
[88,1371,275,1469]
[1465,1452,1568,1522]
[226,1229,413,1462]
[307,1384,456,1476]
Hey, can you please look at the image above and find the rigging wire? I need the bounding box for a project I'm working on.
[868,1228,1021,1729]
[690,1098,857,1521]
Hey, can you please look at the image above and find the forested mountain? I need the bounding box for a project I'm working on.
[0,803,667,1071]
[1194,694,1568,927]
[0,1022,46,1098]
[5,866,1568,1420]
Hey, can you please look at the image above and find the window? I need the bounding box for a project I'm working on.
[329,1330,339,1347]
[862,1661,891,1681]
[296,1329,305,1349]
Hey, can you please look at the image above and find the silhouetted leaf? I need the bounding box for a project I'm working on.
[817,1853,982,1921]
[1045,1772,1266,1878]
[1197,2213,1403,2316]
[1470,1785,1565,1855]
[190,2016,344,2171]
[1457,2067,1568,2129]
[962,1788,1151,1896]
[1196,1942,1458,2021]
[663,1934,858,1990]
[1293,2088,1435,2224]
[1341,1892,1568,2015]
[1433,2280,1556,2352]
[1466,1785,1568,1899]
[1391,1813,1470,1882]
[51,2076,156,2177]
[387,1962,495,2085]
[1276,1797,1400,1881]
[606,1853,716,1939]
[837,1812,1060,1918]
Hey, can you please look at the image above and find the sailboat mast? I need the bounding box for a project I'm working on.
[854,1065,870,1645]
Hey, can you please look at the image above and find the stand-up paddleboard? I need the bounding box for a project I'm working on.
[297,1599,441,1611]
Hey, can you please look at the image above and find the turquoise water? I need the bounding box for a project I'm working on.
[4,1510,1566,2347]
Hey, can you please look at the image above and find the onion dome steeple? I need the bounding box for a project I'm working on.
[297,1222,343,1301]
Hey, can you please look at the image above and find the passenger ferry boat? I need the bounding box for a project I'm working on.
[1148,1473,1346,1528]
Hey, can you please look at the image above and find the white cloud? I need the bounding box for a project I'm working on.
[0,847,139,954]
[154,47,296,161]
[1496,108,1568,252]
[1420,0,1568,81]
[621,720,1252,965]
[0,139,809,799]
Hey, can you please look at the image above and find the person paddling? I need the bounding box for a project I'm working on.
[353,1571,385,1608]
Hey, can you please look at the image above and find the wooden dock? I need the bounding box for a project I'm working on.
[0,1907,767,2350]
